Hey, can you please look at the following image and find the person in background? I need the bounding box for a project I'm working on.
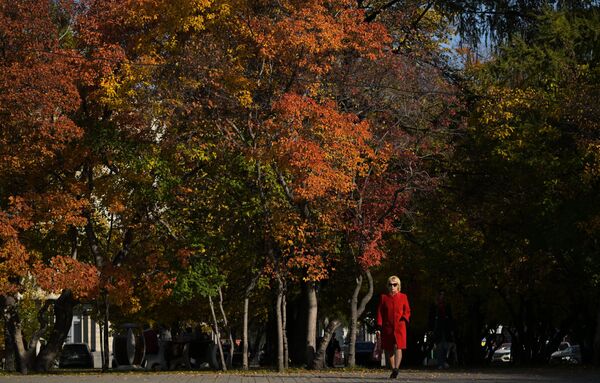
[376,275,411,379]
[326,336,341,368]
[428,290,454,369]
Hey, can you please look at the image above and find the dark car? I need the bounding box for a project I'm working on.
[59,343,94,369]
[343,341,378,367]
[550,342,582,364]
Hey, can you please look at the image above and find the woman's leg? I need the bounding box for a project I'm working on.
[394,348,403,369]
[387,347,401,378]
[386,348,395,369]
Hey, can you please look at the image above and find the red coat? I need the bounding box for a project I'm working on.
[376,292,411,351]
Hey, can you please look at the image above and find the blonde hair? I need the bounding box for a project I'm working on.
[387,275,401,291]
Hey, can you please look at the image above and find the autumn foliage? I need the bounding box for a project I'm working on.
[1,0,545,373]
[0,0,87,295]
[269,94,374,200]
[0,0,595,373]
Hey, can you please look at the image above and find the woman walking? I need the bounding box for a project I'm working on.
[376,276,411,379]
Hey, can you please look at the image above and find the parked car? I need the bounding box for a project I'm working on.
[550,342,581,364]
[491,343,512,363]
[59,343,94,369]
[343,341,378,367]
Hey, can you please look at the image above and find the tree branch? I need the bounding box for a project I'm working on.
[364,0,402,22]
[85,211,104,269]
[356,269,374,317]
[28,300,53,350]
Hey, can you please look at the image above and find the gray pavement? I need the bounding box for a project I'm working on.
[1,369,599,383]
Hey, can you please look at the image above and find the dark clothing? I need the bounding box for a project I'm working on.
[428,298,454,368]
[326,338,341,367]
[428,301,454,343]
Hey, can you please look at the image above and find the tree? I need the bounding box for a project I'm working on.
[147,0,459,369]
[1,0,200,372]
[186,0,395,368]
[315,1,459,367]
[415,7,600,364]
[0,0,101,372]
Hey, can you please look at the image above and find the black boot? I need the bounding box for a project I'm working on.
[389,368,399,379]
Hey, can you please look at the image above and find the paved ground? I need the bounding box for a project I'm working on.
[1,368,599,383]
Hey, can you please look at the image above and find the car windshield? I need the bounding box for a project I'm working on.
[355,342,374,351]
[62,344,88,355]
[558,343,569,351]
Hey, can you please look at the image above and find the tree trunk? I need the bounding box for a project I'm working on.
[1,294,15,372]
[99,315,105,370]
[103,293,110,371]
[347,275,361,368]
[347,269,374,367]
[256,161,285,371]
[306,282,318,367]
[242,276,257,370]
[3,318,16,372]
[209,295,227,371]
[282,287,288,369]
[310,319,341,370]
[85,188,110,371]
[3,294,27,374]
[521,297,535,363]
[28,300,52,370]
[594,303,600,366]
[33,290,75,372]
[217,286,234,368]
[275,277,285,372]
[466,295,483,365]
[12,324,28,374]
[243,294,250,370]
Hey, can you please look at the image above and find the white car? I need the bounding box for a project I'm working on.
[491,343,512,363]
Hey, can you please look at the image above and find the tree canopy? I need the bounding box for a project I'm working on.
[1,0,599,372]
